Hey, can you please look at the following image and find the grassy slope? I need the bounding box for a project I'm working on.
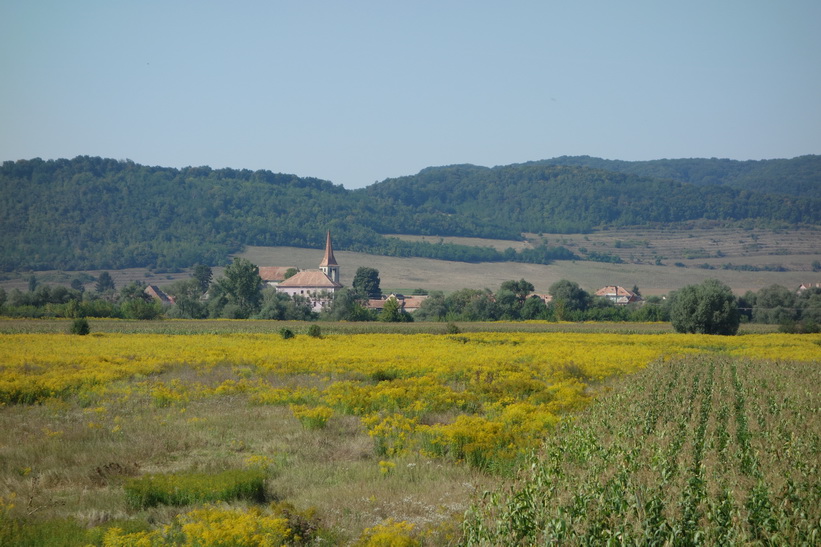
[240,225,820,296]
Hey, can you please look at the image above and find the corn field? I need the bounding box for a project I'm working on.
[462,355,820,544]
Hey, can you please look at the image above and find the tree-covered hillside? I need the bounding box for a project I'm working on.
[364,162,820,233]
[1,155,818,271]
[528,155,821,197]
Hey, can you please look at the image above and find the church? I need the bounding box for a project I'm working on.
[275,231,342,311]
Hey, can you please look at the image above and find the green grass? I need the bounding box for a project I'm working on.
[123,469,267,509]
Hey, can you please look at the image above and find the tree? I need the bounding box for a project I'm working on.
[496,279,535,319]
[521,295,548,320]
[165,279,208,319]
[284,268,298,280]
[549,280,590,314]
[96,271,116,293]
[255,289,316,321]
[211,258,262,318]
[192,264,213,294]
[352,267,381,299]
[499,279,535,302]
[379,296,412,322]
[753,284,795,324]
[670,279,740,335]
[321,289,375,321]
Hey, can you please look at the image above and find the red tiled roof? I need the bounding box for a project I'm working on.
[259,266,296,282]
[277,270,341,289]
[595,285,636,297]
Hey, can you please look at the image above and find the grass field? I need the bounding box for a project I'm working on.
[0,324,818,545]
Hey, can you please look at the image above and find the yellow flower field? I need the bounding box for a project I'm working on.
[2,332,819,470]
[0,329,819,545]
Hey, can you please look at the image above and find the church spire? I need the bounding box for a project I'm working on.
[319,230,340,284]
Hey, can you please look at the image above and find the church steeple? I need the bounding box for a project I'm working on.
[319,230,340,284]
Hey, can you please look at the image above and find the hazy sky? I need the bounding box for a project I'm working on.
[2,1,819,189]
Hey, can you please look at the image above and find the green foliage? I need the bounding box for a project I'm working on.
[279,327,295,339]
[211,257,262,318]
[549,279,590,314]
[307,324,322,338]
[320,289,376,321]
[191,264,212,293]
[670,279,740,335]
[378,296,413,323]
[463,355,820,544]
[352,267,382,299]
[95,271,115,293]
[2,156,819,272]
[123,468,267,510]
[255,289,316,321]
[69,317,90,335]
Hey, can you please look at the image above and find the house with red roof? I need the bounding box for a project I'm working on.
[594,285,642,305]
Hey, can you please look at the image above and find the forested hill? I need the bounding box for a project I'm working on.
[523,155,821,198]
[1,155,819,272]
[363,161,820,233]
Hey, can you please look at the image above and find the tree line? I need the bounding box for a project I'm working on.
[4,265,817,334]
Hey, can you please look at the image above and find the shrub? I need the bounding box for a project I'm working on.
[445,322,461,334]
[69,318,90,335]
[279,327,295,339]
[307,324,322,338]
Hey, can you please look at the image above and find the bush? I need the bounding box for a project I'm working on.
[279,327,295,339]
[307,324,322,338]
[670,279,740,335]
[445,322,461,334]
[69,318,90,335]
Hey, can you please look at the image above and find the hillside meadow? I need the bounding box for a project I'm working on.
[0,323,818,545]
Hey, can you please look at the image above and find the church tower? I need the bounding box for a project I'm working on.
[319,230,340,284]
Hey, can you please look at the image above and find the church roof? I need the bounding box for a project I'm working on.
[277,269,341,289]
[318,230,338,267]
[259,266,296,282]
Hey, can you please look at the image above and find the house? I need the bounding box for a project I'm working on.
[797,282,821,292]
[366,293,428,313]
[275,231,342,311]
[594,285,641,305]
[259,266,297,287]
[144,285,175,305]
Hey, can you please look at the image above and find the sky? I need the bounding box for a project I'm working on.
[2,1,820,189]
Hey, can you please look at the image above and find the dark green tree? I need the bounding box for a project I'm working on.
[192,264,213,294]
[379,296,413,322]
[352,267,382,299]
[320,289,375,321]
[255,289,316,321]
[95,271,116,293]
[521,295,548,319]
[211,258,262,318]
[670,279,740,335]
[284,268,298,280]
[165,279,208,319]
[27,274,38,292]
[752,284,795,324]
[549,280,590,313]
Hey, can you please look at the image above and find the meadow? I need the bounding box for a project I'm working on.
[0,324,818,545]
